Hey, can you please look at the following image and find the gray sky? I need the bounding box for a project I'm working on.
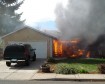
[17,0,68,27]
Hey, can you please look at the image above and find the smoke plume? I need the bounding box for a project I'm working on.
[55,0,105,44]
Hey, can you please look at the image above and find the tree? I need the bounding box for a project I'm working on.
[1,0,17,4]
[0,0,24,36]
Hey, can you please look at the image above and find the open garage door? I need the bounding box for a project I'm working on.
[9,41,47,58]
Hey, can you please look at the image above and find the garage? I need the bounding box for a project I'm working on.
[1,25,56,59]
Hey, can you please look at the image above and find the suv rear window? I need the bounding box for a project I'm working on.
[5,45,25,53]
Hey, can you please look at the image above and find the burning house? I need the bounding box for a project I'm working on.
[1,25,105,59]
[53,0,105,59]
[53,36,105,58]
[53,38,92,58]
[0,25,89,59]
[53,39,85,58]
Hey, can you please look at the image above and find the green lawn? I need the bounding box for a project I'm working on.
[50,58,105,74]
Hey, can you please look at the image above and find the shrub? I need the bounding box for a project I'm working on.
[79,69,88,73]
[98,64,105,74]
[47,57,55,63]
[55,63,79,74]
[40,63,50,73]
[41,63,50,67]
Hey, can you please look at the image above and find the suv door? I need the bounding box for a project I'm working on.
[29,45,36,61]
[24,44,35,60]
[29,45,34,58]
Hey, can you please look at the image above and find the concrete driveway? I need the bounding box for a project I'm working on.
[0,59,45,80]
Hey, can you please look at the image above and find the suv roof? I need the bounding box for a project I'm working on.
[5,43,32,52]
[7,43,32,47]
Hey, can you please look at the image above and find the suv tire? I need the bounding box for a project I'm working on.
[25,59,30,66]
[6,62,11,67]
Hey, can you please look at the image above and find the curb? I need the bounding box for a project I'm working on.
[31,78,105,81]
[31,73,105,81]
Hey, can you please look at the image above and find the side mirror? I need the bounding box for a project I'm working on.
[33,49,36,50]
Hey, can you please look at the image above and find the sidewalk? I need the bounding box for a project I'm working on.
[31,73,105,81]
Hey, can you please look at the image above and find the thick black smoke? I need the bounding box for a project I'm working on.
[55,0,105,44]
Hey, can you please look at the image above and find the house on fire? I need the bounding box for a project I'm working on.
[2,25,99,59]
[1,25,59,59]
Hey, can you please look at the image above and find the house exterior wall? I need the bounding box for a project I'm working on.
[2,27,53,58]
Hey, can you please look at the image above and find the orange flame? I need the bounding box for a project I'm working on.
[53,39,85,58]
[86,52,90,58]
[78,49,84,56]
[53,40,63,56]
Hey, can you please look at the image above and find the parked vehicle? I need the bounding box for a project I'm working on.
[3,44,36,67]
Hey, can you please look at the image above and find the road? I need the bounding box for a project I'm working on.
[0,80,105,84]
[0,59,45,80]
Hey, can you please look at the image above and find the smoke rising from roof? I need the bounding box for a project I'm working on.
[55,0,105,44]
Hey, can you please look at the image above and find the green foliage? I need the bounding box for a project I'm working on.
[0,0,24,36]
[54,58,105,74]
[1,0,17,4]
[55,63,79,74]
[79,69,88,73]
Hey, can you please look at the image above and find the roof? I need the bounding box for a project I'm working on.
[1,25,57,39]
[42,30,61,38]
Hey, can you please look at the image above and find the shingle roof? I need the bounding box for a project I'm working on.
[1,25,57,39]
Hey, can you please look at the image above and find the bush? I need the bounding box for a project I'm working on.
[55,63,79,74]
[98,64,105,74]
[54,63,89,74]
[79,69,88,73]
[40,63,50,73]
[41,63,50,67]
[47,57,55,63]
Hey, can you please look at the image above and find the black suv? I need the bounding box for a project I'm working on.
[3,44,36,66]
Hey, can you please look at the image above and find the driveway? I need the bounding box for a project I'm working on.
[0,59,45,80]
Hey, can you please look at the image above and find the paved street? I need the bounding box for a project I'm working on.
[0,59,45,80]
[0,80,105,84]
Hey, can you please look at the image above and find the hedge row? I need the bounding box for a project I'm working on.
[55,63,88,74]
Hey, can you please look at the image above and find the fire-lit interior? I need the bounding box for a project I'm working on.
[53,39,89,58]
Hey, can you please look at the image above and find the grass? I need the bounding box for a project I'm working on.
[49,58,105,73]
